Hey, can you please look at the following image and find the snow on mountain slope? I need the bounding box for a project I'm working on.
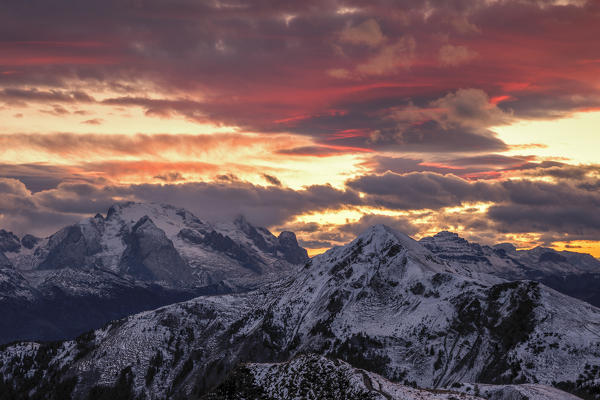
[206,354,486,400]
[0,202,307,343]
[6,202,307,289]
[421,231,600,277]
[454,382,582,400]
[0,224,597,399]
[420,231,600,307]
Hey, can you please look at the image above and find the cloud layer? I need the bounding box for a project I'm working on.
[1,0,599,255]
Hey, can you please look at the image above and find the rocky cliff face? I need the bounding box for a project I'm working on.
[119,216,194,285]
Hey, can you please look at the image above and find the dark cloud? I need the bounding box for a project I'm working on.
[2,165,600,247]
[1,0,598,151]
[153,172,183,182]
[0,88,95,104]
[0,178,362,236]
[488,204,600,238]
[348,169,600,241]
[446,154,532,168]
[298,239,334,249]
[365,154,561,181]
[1,0,599,249]
[0,163,86,192]
[347,171,504,209]
[262,174,282,186]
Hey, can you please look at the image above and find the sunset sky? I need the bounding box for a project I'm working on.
[1,0,599,256]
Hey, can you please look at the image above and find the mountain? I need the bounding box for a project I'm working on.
[0,202,307,343]
[0,224,597,399]
[420,231,600,307]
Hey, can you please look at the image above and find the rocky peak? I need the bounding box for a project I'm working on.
[0,229,20,253]
[119,216,194,285]
[421,231,469,248]
[353,224,428,257]
[37,223,103,270]
[434,230,460,239]
[276,231,308,264]
[233,215,251,231]
[20,234,40,249]
[493,242,517,253]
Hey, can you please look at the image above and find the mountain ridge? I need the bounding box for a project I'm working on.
[0,222,597,399]
[0,202,308,343]
[420,230,600,307]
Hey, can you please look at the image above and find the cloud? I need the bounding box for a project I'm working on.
[153,172,184,182]
[438,44,477,66]
[0,0,599,252]
[347,168,600,241]
[40,105,70,115]
[81,118,103,125]
[356,36,416,75]
[276,145,362,157]
[347,171,504,210]
[3,164,600,248]
[339,19,385,47]
[263,174,282,186]
[0,0,598,133]
[0,132,285,159]
[429,88,513,129]
[363,154,536,180]
[0,178,363,236]
[0,88,95,105]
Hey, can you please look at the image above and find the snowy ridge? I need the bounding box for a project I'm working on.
[207,354,486,399]
[0,224,597,399]
[420,230,600,307]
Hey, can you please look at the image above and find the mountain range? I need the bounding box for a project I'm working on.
[420,231,600,307]
[0,202,307,343]
[0,209,599,399]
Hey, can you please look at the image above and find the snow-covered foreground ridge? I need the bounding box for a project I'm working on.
[205,354,580,400]
[0,224,598,399]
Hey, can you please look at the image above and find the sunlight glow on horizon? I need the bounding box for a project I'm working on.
[495,111,600,164]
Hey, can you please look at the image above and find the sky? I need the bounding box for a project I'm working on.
[0,0,599,257]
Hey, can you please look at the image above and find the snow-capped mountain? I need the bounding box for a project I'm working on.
[0,202,307,343]
[1,225,597,399]
[420,231,600,307]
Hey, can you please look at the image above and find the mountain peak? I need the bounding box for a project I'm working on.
[233,214,254,233]
[107,201,181,219]
[354,224,426,255]
[0,229,20,253]
[434,230,460,239]
[493,242,517,253]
